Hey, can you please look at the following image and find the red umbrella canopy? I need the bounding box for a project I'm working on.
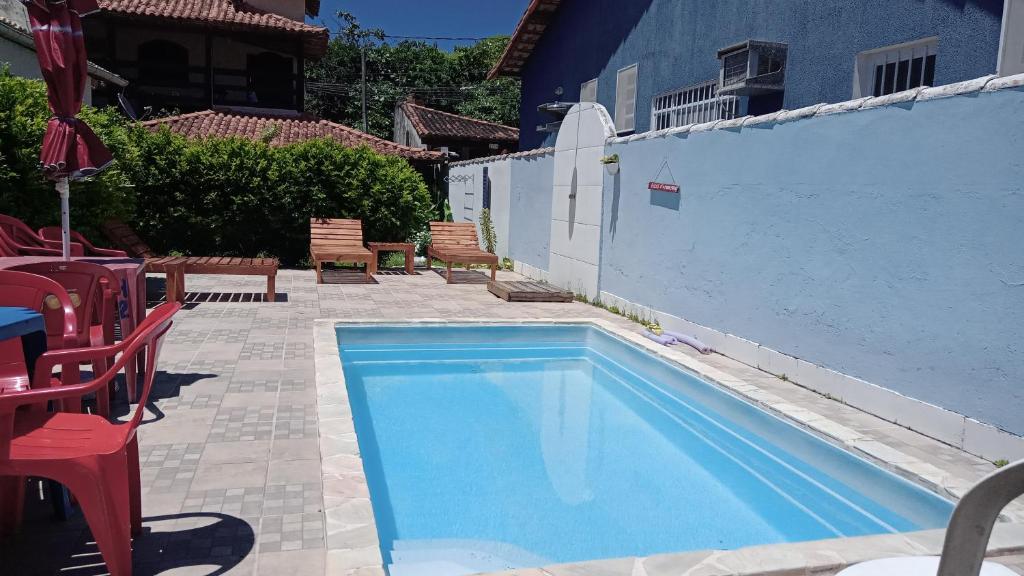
[22,0,112,181]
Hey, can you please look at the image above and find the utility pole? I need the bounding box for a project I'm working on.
[361,45,368,132]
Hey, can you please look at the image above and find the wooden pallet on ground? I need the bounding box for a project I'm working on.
[487,280,573,303]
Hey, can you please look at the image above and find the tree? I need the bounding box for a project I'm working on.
[306,13,520,139]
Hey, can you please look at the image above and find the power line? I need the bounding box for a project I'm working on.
[383,34,488,41]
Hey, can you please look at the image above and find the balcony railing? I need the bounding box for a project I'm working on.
[651,80,739,131]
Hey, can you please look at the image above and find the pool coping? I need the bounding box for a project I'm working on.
[313,318,1024,576]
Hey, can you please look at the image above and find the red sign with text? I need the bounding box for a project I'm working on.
[648,182,680,193]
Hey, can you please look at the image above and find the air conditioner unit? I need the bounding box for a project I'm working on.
[717,40,788,96]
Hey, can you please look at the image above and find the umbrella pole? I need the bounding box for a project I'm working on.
[57,177,70,260]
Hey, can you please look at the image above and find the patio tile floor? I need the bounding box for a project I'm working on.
[0,267,1020,575]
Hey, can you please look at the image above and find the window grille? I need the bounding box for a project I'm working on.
[651,80,739,131]
[855,38,938,98]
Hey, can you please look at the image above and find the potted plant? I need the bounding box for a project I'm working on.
[600,154,620,175]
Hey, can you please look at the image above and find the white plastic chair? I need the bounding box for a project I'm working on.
[837,459,1023,576]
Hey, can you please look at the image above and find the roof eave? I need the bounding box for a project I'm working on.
[487,0,561,80]
[420,133,519,144]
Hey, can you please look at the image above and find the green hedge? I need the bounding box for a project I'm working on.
[0,70,137,240]
[0,70,434,265]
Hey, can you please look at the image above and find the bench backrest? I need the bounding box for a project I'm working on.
[430,222,482,251]
[310,218,365,249]
[102,220,157,258]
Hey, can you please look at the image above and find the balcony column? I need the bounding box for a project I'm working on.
[296,41,305,112]
[205,33,214,108]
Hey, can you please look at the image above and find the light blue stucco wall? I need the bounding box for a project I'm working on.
[507,152,554,271]
[519,0,1004,149]
[600,87,1024,435]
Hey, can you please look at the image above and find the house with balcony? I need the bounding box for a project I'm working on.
[84,0,325,114]
[83,0,441,163]
[492,0,1021,150]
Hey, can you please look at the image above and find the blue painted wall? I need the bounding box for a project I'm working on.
[600,87,1024,435]
[519,0,1003,149]
[507,152,554,271]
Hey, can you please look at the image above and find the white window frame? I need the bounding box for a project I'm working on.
[998,0,1024,76]
[853,37,939,98]
[651,80,739,131]
[614,63,638,134]
[580,78,598,103]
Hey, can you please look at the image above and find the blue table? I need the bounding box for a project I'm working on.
[0,307,71,522]
[0,306,46,383]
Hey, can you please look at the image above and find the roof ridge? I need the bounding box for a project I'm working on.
[141,109,216,126]
[402,101,519,131]
[142,109,444,160]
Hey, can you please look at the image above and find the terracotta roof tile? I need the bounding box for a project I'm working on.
[98,0,329,56]
[400,102,519,143]
[143,109,444,162]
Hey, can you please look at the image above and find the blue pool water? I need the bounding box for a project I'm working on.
[338,324,953,575]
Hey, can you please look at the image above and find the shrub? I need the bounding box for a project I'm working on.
[0,68,136,239]
[124,133,433,265]
[479,208,496,253]
[1,71,434,266]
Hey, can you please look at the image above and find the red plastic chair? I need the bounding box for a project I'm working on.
[0,271,78,395]
[0,227,61,257]
[38,226,128,257]
[0,302,181,575]
[8,262,119,414]
[0,214,80,256]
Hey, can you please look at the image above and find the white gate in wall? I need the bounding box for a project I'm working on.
[548,103,616,298]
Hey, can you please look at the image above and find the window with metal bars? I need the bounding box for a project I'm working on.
[651,80,739,131]
[855,38,938,98]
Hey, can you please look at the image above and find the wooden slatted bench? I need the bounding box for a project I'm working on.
[101,221,278,303]
[309,218,373,284]
[426,222,498,284]
[488,280,573,302]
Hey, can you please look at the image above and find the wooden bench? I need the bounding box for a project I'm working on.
[101,221,278,302]
[426,222,498,284]
[310,218,372,284]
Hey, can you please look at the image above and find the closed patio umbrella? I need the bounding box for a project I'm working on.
[22,0,112,259]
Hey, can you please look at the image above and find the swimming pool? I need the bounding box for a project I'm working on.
[337,324,953,576]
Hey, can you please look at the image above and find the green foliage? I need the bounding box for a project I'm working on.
[1,71,434,266]
[125,133,433,265]
[479,208,496,254]
[0,68,136,239]
[600,154,620,164]
[306,14,520,139]
[579,292,662,330]
[994,459,1009,468]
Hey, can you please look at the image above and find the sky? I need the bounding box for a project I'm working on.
[313,0,531,50]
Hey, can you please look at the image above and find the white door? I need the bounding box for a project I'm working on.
[548,103,616,298]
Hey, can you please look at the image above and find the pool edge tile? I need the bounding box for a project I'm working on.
[316,318,1024,576]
